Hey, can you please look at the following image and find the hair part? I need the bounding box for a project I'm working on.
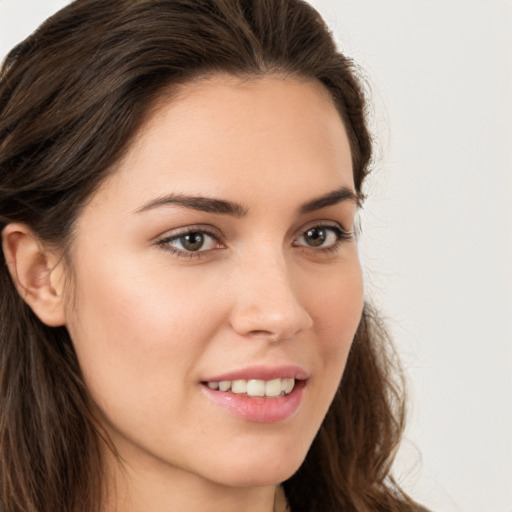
[1,1,417,511]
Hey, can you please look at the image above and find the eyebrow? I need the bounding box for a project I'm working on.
[135,194,248,217]
[135,186,359,217]
[298,186,360,214]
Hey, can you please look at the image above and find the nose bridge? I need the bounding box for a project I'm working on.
[229,244,313,341]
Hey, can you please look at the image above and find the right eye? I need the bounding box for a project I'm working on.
[157,228,222,258]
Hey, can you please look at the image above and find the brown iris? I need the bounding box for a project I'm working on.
[180,233,205,251]
[304,227,326,247]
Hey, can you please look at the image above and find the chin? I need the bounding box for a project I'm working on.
[201,443,309,488]
[210,467,299,489]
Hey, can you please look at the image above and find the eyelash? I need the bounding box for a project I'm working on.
[293,224,353,255]
[156,226,221,260]
[156,223,353,260]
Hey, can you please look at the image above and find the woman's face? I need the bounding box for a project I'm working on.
[64,75,363,489]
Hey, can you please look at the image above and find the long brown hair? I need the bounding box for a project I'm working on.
[1,1,418,511]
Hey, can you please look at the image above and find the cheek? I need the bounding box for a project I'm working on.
[312,262,364,353]
[302,259,364,409]
[64,255,224,413]
[314,266,363,397]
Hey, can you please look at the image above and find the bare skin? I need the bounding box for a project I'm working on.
[3,75,363,512]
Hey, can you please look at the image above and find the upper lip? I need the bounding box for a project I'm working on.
[202,365,309,383]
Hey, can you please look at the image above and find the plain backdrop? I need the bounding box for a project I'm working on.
[1,1,511,511]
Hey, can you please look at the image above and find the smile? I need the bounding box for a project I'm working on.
[201,379,306,423]
[205,378,296,397]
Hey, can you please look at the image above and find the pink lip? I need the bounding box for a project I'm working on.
[201,380,306,423]
[202,365,309,383]
[200,365,308,423]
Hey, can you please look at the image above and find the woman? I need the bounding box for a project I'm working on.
[0,1,426,511]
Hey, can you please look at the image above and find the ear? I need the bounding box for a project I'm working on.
[2,223,67,327]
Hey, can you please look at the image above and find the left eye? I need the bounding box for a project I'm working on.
[294,226,344,248]
[161,231,219,252]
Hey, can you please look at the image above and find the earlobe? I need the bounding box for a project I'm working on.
[2,223,67,327]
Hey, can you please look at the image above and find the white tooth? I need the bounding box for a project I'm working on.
[207,381,219,390]
[246,379,265,397]
[218,381,231,392]
[281,378,295,394]
[265,378,282,397]
[231,380,247,394]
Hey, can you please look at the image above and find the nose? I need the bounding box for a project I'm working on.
[228,250,313,342]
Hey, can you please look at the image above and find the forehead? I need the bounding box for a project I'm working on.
[90,74,354,213]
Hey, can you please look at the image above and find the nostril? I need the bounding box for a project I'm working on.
[227,264,313,341]
[247,330,279,342]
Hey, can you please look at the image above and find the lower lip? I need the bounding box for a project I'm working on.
[201,380,306,423]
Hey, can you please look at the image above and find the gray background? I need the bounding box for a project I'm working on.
[1,1,511,510]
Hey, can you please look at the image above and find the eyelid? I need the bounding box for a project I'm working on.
[155,224,223,243]
[292,220,354,252]
[154,220,353,260]
[295,219,353,239]
[155,224,225,258]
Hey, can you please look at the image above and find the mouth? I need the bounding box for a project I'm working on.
[200,370,307,423]
[202,377,296,398]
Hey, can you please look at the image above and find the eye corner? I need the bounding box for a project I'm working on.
[293,222,354,253]
[155,225,226,260]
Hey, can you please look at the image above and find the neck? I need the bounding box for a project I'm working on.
[101,450,278,512]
